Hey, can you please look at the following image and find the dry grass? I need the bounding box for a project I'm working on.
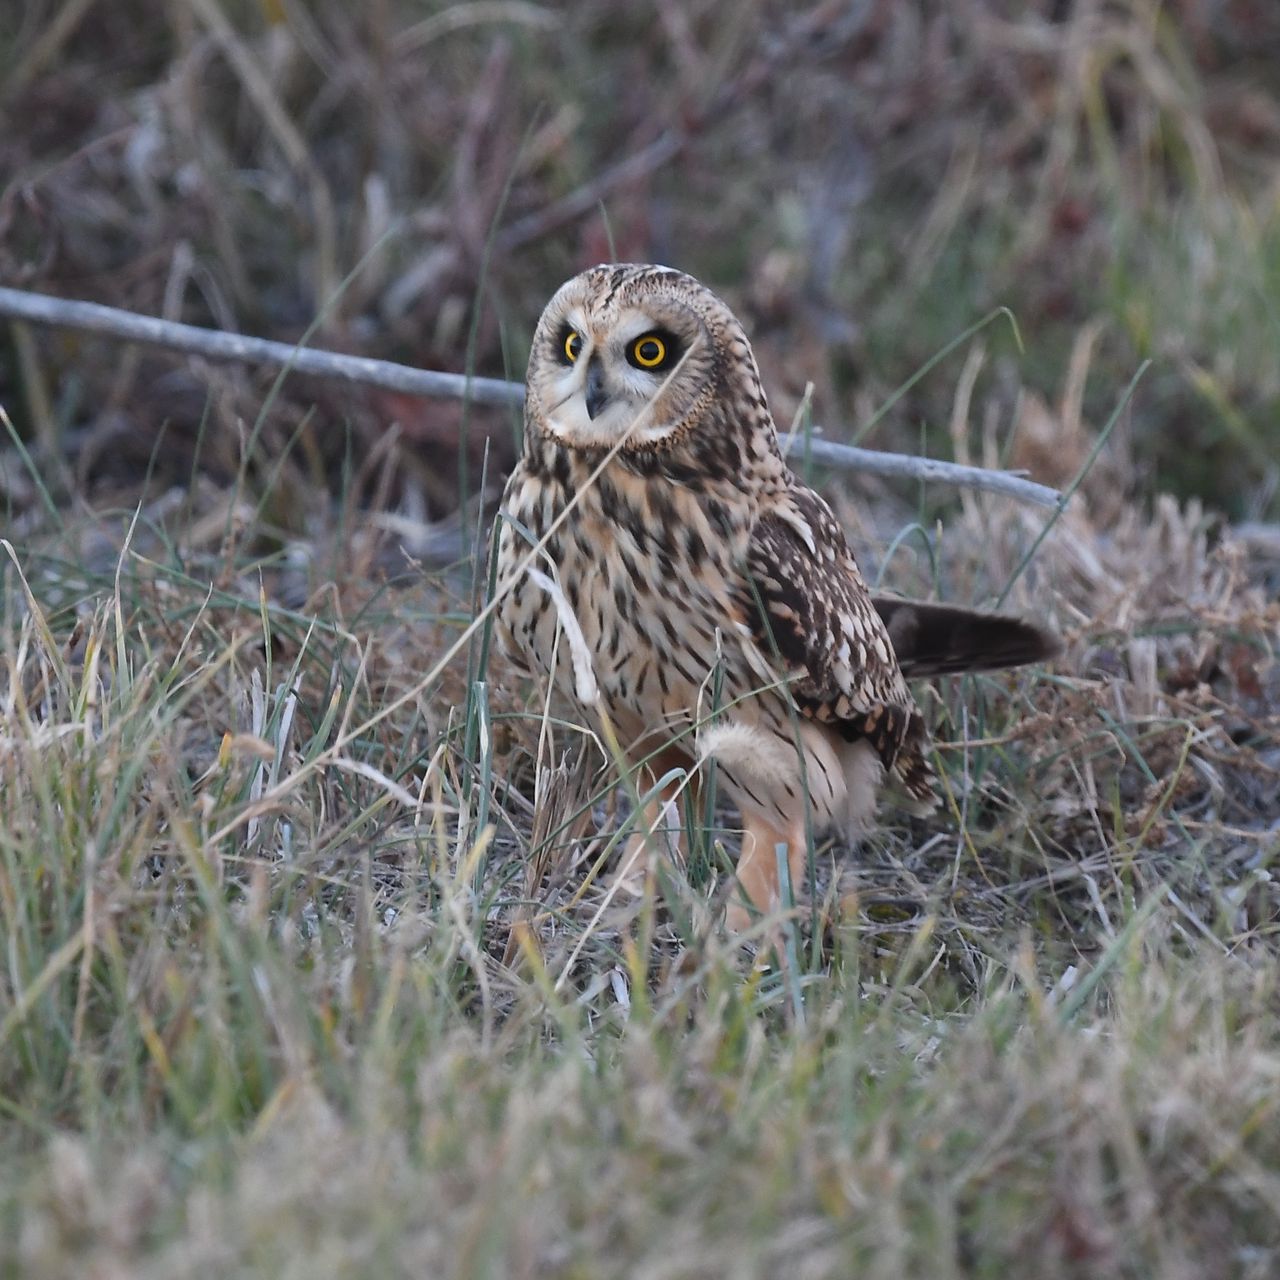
[3,1,1280,1276]
[2,435,1277,1276]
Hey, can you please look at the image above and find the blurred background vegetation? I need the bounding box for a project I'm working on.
[2,0,1280,527]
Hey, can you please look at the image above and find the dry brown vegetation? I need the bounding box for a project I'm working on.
[2,2,1280,1277]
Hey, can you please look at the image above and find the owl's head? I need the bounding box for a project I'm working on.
[523,263,768,454]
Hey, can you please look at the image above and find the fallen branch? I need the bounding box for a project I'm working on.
[0,286,520,407]
[0,285,1065,509]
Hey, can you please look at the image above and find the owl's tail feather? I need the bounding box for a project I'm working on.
[871,597,1061,679]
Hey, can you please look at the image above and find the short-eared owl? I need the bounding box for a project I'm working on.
[494,263,1056,929]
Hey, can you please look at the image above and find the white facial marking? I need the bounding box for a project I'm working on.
[539,306,700,449]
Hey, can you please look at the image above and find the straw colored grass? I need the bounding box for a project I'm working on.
[2,447,1277,1275]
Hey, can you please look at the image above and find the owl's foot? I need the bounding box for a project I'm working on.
[724,813,809,933]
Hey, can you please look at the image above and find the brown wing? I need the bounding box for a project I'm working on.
[871,597,1061,678]
[735,486,936,803]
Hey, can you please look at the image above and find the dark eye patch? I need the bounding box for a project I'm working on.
[625,329,680,372]
[558,324,583,364]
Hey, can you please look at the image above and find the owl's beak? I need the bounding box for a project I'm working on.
[584,357,610,420]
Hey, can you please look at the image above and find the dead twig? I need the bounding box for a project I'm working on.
[0,285,1066,508]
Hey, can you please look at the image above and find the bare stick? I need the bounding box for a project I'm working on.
[0,286,522,408]
[0,285,1065,508]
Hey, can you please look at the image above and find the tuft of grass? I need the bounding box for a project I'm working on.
[1,435,1278,1273]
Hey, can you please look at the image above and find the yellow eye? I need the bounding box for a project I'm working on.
[630,334,667,369]
[563,329,583,362]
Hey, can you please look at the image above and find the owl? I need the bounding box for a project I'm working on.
[493,263,1057,930]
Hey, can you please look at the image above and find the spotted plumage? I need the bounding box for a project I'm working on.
[493,263,1057,928]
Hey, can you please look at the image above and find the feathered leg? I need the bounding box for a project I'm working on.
[726,811,808,933]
